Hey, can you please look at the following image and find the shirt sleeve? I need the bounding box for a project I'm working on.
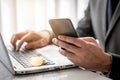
[109,53,120,80]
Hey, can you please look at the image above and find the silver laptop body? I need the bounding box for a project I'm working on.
[0,33,75,74]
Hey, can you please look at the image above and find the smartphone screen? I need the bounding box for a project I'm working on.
[49,18,78,38]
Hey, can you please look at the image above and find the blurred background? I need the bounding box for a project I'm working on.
[0,0,89,43]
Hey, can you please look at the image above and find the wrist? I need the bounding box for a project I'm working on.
[39,30,54,44]
[103,53,112,72]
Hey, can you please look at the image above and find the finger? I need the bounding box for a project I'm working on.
[58,35,86,47]
[25,42,37,50]
[81,37,100,47]
[11,31,29,49]
[11,34,17,49]
[59,48,77,60]
[59,48,82,66]
[25,39,47,50]
[25,41,40,50]
[59,49,82,66]
[11,33,24,50]
[52,38,79,54]
[81,37,97,44]
[16,34,31,51]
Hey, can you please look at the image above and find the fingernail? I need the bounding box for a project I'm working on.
[58,35,62,39]
[52,38,56,43]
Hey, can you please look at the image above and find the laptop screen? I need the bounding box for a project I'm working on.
[0,33,15,74]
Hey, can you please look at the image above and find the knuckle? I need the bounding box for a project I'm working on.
[89,37,95,41]
[13,33,21,39]
[11,34,18,43]
[29,31,36,35]
[12,33,17,38]
[86,43,92,49]
[21,38,25,42]
[55,39,59,45]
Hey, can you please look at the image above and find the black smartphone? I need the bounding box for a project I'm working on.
[49,18,78,38]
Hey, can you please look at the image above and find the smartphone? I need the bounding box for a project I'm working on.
[49,18,78,38]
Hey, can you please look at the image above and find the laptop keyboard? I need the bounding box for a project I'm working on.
[7,46,54,68]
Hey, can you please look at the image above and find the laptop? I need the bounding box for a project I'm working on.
[0,33,76,74]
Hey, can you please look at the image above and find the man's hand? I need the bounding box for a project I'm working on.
[52,35,111,72]
[11,30,51,51]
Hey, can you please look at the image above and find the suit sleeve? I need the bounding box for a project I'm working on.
[109,54,120,80]
[76,3,95,38]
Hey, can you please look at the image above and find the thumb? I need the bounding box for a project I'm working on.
[25,39,47,50]
[25,41,40,50]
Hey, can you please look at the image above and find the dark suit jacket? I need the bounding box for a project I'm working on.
[76,0,120,80]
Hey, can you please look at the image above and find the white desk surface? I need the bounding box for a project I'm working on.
[0,45,112,80]
[0,65,112,80]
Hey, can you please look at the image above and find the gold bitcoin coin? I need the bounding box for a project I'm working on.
[30,57,45,67]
